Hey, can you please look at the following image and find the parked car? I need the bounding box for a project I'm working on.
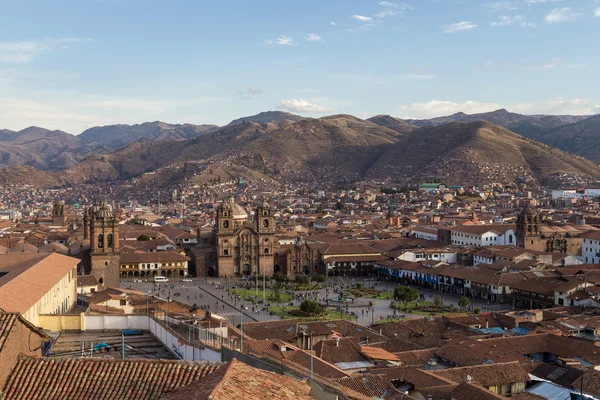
[182,278,192,282]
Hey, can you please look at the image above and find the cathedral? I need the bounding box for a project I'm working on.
[516,206,585,254]
[215,197,276,277]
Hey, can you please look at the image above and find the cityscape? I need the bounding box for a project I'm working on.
[1,1,600,399]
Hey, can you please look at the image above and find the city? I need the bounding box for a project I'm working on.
[1,1,600,399]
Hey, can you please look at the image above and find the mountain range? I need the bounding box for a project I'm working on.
[1,109,599,188]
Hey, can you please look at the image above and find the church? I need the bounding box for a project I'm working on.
[515,206,594,255]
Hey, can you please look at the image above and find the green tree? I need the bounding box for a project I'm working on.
[300,300,325,316]
[458,296,470,309]
[311,275,326,283]
[272,289,282,304]
[294,275,309,286]
[434,296,442,307]
[393,286,419,311]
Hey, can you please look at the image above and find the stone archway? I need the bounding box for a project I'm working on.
[274,265,281,273]
[208,266,216,277]
[303,265,309,275]
[243,263,251,275]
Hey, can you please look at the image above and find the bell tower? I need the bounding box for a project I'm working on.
[516,206,539,248]
[256,202,275,276]
[88,201,120,288]
[52,200,67,225]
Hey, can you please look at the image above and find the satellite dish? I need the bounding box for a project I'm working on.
[467,375,473,382]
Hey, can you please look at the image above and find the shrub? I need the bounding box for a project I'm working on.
[299,300,325,316]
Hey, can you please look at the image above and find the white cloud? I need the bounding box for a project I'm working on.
[443,21,478,33]
[359,111,368,117]
[595,8,600,17]
[248,85,262,95]
[593,105,600,114]
[304,33,321,42]
[545,7,583,23]
[0,38,87,63]
[280,99,332,113]
[352,15,373,22]
[376,10,399,18]
[525,0,562,4]
[330,21,336,26]
[0,93,230,133]
[489,2,518,11]
[265,35,295,45]
[490,15,523,26]
[398,98,595,119]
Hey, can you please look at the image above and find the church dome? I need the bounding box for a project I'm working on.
[54,199,65,206]
[294,236,305,247]
[231,203,248,220]
[96,202,114,219]
[223,196,247,220]
[87,202,101,216]
[521,206,536,217]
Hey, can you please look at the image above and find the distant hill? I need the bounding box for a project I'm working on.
[367,115,416,134]
[78,121,218,152]
[226,111,305,126]
[406,109,589,139]
[59,114,403,185]
[0,126,83,170]
[367,121,600,186]
[531,114,600,162]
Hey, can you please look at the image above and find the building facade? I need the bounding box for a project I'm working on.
[216,197,275,277]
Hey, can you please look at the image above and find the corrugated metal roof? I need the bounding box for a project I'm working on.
[527,382,571,400]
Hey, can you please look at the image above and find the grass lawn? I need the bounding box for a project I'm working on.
[269,306,355,321]
[376,291,393,300]
[229,288,292,303]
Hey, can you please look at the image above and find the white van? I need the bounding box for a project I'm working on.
[154,276,169,283]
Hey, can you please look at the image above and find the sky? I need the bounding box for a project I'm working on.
[1,0,599,134]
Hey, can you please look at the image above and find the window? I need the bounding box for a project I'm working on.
[120,300,126,306]
[223,249,229,256]
[264,248,269,254]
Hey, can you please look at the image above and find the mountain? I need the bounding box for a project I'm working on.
[367,115,416,134]
[367,121,600,186]
[0,126,83,170]
[60,115,403,185]
[530,114,600,163]
[406,109,589,139]
[78,121,219,152]
[226,111,305,126]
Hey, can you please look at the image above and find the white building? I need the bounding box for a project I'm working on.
[411,226,438,241]
[397,249,457,264]
[450,224,516,247]
[582,231,600,264]
[0,253,79,326]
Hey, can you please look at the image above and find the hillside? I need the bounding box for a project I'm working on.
[78,121,218,152]
[406,109,589,139]
[226,111,305,126]
[530,115,600,162]
[0,126,84,170]
[0,165,61,187]
[59,115,403,185]
[367,121,600,186]
[367,115,416,134]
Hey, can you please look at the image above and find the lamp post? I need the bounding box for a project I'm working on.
[310,331,314,380]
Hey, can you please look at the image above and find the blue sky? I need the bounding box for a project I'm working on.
[0,0,599,133]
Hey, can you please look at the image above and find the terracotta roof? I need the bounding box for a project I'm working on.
[430,362,530,387]
[161,358,314,400]
[369,366,455,389]
[330,374,396,398]
[393,348,437,367]
[1,356,220,400]
[445,382,505,400]
[360,345,400,361]
[0,312,49,352]
[0,253,79,314]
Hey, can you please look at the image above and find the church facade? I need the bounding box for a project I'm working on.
[516,207,583,255]
[216,197,276,278]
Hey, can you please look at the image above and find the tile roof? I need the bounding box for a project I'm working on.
[330,374,396,398]
[0,253,79,314]
[0,312,49,352]
[368,366,455,390]
[161,358,314,400]
[430,361,530,387]
[444,382,505,400]
[1,356,219,400]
